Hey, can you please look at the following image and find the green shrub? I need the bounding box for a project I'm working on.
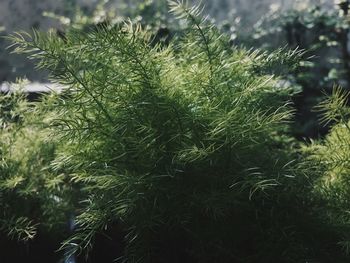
[0,83,71,241]
[7,1,341,262]
[302,87,350,255]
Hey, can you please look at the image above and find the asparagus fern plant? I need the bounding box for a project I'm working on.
[3,1,331,262]
[302,87,350,256]
[0,82,72,242]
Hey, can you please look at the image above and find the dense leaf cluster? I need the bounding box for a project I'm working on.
[0,83,71,241]
[2,1,350,263]
[303,87,350,256]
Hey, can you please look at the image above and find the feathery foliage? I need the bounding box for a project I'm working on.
[0,82,72,243]
[302,86,350,256]
[4,1,336,262]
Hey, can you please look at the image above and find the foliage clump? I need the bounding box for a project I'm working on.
[4,1,342,262]
[302,87,350,255]
[0,83,71,242]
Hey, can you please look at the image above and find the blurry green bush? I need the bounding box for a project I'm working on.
[302,86,350,258]
[0,81,75,262]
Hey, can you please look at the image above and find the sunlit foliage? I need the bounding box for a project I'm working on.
[4,1,343,262]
